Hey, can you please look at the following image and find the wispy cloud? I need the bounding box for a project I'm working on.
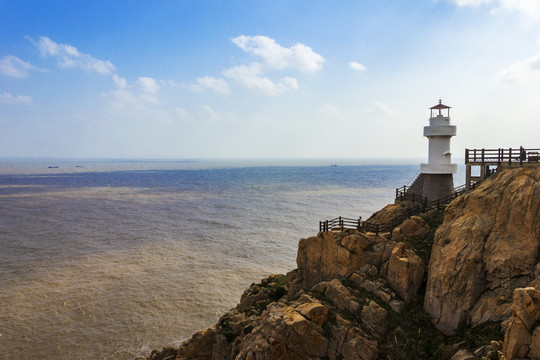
[103,75,161,107]
[448,0,540,19]
[495,50,540,83]
[349,61,367,72]
[0,55,44,78]
[190,76,230,94]
[0,91,32,105]
[26,36,116,74]
[318,103,343,118]
[223,63,298,96]
[372,102,396,116]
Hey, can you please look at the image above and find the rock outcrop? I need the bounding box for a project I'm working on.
[140,167,540,360]
[425,167,540,335]
[291,230,395,293]
[385,242,424,303]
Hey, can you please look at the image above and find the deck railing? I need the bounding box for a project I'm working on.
[321,183,473,234]
[466,147,540,166]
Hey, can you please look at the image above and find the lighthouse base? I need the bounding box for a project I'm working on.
[406,173,454,202]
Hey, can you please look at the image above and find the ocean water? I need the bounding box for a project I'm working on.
[0,159,460,359]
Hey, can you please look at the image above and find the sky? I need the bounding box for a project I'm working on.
[1,0,539,160]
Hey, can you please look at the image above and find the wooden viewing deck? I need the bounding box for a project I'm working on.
[465,146,540,190]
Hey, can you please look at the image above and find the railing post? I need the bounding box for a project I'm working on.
[520,146,524,166]
[481,148,485,165]
[465,148,469,163]
[509,148,512,166]
[325,220,329,232]
[319,221,322,232]
[339,216,343,229]
[474,149,477,162]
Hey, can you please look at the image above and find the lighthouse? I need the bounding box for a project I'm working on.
[406,100,457,201]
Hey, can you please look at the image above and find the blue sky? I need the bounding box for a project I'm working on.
[1,0,539,159]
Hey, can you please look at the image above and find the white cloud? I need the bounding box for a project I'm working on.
[349,61,367,72]
[175,107,190,120]
[0,91,32,105]
[112,74,127,88]
[27,36,115,74]
[103,75,161,107]
[136,77,160,94]
[223,63,298,96]
[449,0,491,6]
[373,102,396,115]
[231,35,324,72]
[448,0,540,18]
[0,55,42,78]
[190,76,230,94]
[200,105,219,121]
[195,35,320,96]
[495,51,540,83]
[318,103,343,118]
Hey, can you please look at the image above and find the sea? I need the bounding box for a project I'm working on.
[0,159,465,359]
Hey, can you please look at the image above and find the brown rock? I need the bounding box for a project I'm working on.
[148,347,177,360]
[311,279,360,313]
[512,287,540,331]
[528,326,540,359]
[361,300,387,335]
[451,349,477,360]
[425,167,540,335]
[389,299,405,314]
[177,327,215,360]
[469,290,513,327]
[296,302,328,327]
[294,231,393,292]
[386,243,424,303]
[400,218,420,235]
[366,201,415,224]
[503,317,531,359]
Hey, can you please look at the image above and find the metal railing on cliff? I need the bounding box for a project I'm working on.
[319,183,475,234]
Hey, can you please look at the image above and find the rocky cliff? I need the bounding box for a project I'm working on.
[139,167,540,360]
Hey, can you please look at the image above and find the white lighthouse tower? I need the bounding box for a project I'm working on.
[406,100,457,201]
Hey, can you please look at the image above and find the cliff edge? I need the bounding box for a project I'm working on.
[139,167,540,360]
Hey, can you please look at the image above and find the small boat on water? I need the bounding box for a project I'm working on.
[48,166,58,169]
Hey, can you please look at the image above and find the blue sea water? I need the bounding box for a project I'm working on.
[0,159,464,359]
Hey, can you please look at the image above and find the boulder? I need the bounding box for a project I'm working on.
[450,349,477,360]
[311,279,360,313]
[293,231,395,293]
[176,327,215,360]
[386,243,424,303]
[503,317,531,358]
[425,167,540,335]
[392,216,431,242]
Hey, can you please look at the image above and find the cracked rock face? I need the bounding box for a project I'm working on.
[424,167,540,335]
